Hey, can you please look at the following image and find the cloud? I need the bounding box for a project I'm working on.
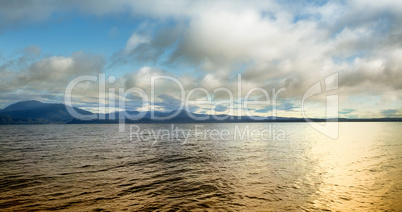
[22,45,41,58]
[108,27,119,38]
[0,0,279,29]
[124,33,150,53]
[214,105,227,112]
[0,0,59,30]
[381,109,401,117]
[22,51,104,86]
[154,94,181,111]
[123,66,164,92]
[0,49,105,107]
[1,1,402,117]
[339,108,355,115]
[255,101,297,113]
[0,45,42,72]
[110,26,183,67]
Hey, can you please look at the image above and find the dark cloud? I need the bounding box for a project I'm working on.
[381,109,401,117]
[255,101,297,113]
[214,105,227,112]
[339,54,402,90]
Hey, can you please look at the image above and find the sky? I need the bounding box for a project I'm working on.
[0,0,401,118]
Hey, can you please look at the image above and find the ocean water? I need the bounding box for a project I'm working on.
[0,123,401,211]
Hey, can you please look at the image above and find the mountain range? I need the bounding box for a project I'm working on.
[0,100,400,125]
[0,100,93,124]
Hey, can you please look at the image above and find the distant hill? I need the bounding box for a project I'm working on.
[0,100,401,125]
[2,100,44,112]
[0,100,93,124]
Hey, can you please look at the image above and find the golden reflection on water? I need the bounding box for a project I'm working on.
[0,123,400,211]
[308,123,401,211]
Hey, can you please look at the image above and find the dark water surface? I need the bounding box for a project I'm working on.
[0,123,401,211]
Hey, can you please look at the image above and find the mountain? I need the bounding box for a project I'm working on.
[2,100,44,112]
[0,100,93,124]
[67,109,310,124]
[1,100,401,125]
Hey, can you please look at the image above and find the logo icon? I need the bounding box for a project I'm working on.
[301,73,339,139]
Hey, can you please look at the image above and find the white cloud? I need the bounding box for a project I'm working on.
[124,33,150,54]
[0,50,105,106]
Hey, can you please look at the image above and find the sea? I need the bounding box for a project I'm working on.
[0,122,401,211]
